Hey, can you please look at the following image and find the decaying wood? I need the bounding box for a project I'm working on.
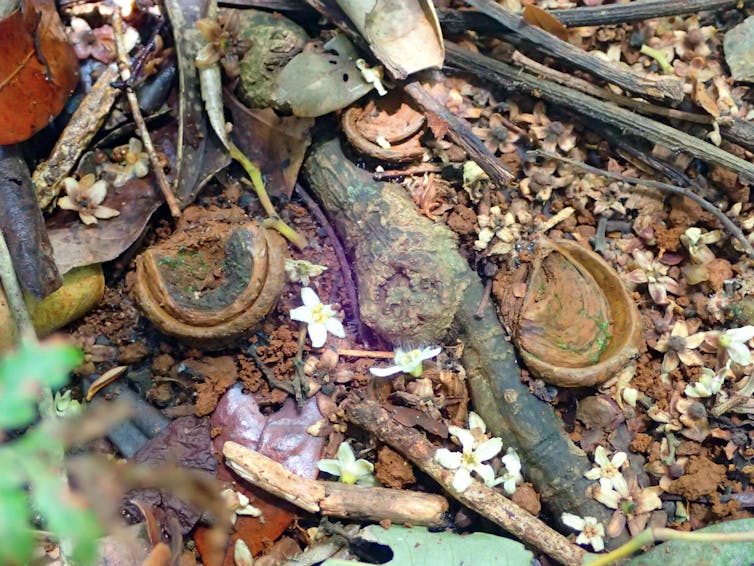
[552,0,752,28]
[0,146,61,299]
[303,136,617,534]
[32,64,121,209]
[223,441,449,528]
[721,117,754,155]
[404,81,512,189]
[343,398,586,566]
[463,0,683,103]
[445,43,754,185]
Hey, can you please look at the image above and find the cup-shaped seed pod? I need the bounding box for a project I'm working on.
[500,239,641,387]
[133,206,287,348]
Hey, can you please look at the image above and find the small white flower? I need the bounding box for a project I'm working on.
[221,488,262,524]
[489,448,523,495]
[561,513,605,552]
[685,367,725,398]
[284,259,327,285]
[316,442,375,485]
[290,287,346,348]
[434,424,503,493]
[584,445,628,495]
[370,346,442,378]
[622,387,639,407]
[717,326,754,366]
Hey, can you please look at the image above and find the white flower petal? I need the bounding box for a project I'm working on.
[611,452,627,468]
[502,453,521,474]
[419,346,442,361]
[452,468,472,493]
[300,287,321,308]
[325,317,346,338]
[503,476,518,495]
[728,341,753,366]
[468,412,486,433]
[728,326,754,343]
[593,445,610,467]
[611,471,628,496]
[337,442,356,467]
[475,463,495,486]
[94,206,120,219]
[317,459,342,476]
[58,195,80,211]
[449,427,476,453]
[594,487,620,509]
[434,448,462,470]
[584,468,602,481]
[349,459,374,477]
[370,365,402,377]
[561,512,586,531]
[475,437,503,462]
[308,322,328,348]
[290,305,314,324]
[88,179,108,205]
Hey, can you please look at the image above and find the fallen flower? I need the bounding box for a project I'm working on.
[221,488,262,524]
[685,367,725,398]
[58,174,120,225]
[591,476,663,538]
[624,249,682,305]
[316,442,375,486]
[369,346,442,378]
[584,445,628,495]
[101,138,150,187]
[290,287,346,348]
[561,512,605,552]
[489,448,523,495]
[715,326,754,366]
[653,320,705,374]
[195,11,250,78]
[435,424,503,493]
[284,259,328,285]
[69,17,116,63]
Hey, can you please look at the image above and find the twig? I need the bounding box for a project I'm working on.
[0,228,36,345]
[223,441,450,527]
[373,164,444,181]
[295,183,371,347]
[445,43,754,185]
[463,0,683,103]
[343,398,586,566]
[527,149,754,259]
[247,344,295,395]
[711,370,754,417]
[510,51,712,125]
[403,81,512,189]
[335,348,395,359]
[551,0,753,28]
[112,10,182,219]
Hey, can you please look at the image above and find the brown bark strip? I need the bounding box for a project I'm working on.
[444,42,754,184]
[0,145,61,299]
[462,0,683,103]
[223,441,449,527]
[551,0,752,28]
[343,398,585,566]
[404,81,512,189]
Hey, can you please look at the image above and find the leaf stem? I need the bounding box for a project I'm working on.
[0,228,36,345]
[231,142,308,250]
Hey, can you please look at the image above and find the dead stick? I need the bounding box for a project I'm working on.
[223,441,449,527]
[510,51,712,125]
[463,0,683,103]
[0,229,36,345]
[112,11,182,219]
[336,348,394,359]
[528,149,754,259]
[445,43,754,185]
[404,81,512,189]
[343,399,586,566]
[551,0,752,28]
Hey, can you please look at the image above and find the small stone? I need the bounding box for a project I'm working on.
[725,16,754,82]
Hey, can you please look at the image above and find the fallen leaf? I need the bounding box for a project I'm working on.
[522,5,569,42]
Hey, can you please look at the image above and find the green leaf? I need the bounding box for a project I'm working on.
[274,34,375,118]
[30,470,102,565]
[0,485,34,566]
[322,525,532,566]
[626,518,754,566]
[0,342,83,429]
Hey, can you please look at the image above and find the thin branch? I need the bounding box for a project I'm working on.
[0,228,36,345]
[112,10,182,219]
[551,0,753,28]
[510,51,712,125]
[444,43,754,185]
[527,149,754,259]
[463,0,683,102]
[403,81,512,189]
